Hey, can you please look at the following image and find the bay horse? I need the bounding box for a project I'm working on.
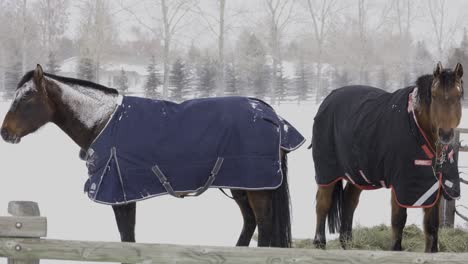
[311,62,463,252]
[0,64,303,248]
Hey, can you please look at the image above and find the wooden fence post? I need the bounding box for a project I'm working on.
[439,130,460,228]
[7,201,41,264]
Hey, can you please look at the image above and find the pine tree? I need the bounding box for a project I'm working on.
[414,41,432,76]
[4,59,22,100]
[46,52,61,74]
[294,58,310,103]
[145,56,161,98]
[332,68,350,89]
[78,56,95,81]
[225,61,239,95]
[169,58,188,101]
[116,68,129,93]
[236,31,268,97]
[197,56,217,97]
[378,67,388,91]
[275,66,288,103]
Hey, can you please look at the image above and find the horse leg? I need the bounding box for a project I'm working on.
[231,190,257,246]
[246,190,273,247]
[423,199,440,253]
[313,183,336,249]
[112,202,136,242]
[391,191,407,251]
[339,182,362,249]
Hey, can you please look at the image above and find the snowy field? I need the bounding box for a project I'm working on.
[1,99,468,264]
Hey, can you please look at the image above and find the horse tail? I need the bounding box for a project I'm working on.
[270,152,292,248]
[327,179,343,234]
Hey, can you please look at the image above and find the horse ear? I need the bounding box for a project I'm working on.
[33,64,48,96]
[434,62,443,78]
[455,63,463,79]
[34,64,44,81]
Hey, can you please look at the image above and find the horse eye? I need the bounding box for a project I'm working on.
[22,90,35,99]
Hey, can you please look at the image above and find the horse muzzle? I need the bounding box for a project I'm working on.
[0,127,21,144]
[438,128,454,145]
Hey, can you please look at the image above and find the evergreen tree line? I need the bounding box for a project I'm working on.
[130,31,468,104]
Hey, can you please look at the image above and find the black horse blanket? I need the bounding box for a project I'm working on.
[312,86,460,208]
[84,96,305,205]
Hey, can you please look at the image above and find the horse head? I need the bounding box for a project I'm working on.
[1,65,54,144]
[429,62,463,145]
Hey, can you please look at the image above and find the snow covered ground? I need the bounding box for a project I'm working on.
[0,99,468,264]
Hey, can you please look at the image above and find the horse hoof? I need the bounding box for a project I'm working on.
[392,244,403,251]
[425,247,438,253]
[339,234,352,249]
[313,239,326,249]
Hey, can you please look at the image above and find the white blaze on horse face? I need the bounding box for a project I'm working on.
[10,81,36,110]
[52,79,119,129]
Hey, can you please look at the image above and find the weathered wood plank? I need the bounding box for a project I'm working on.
[459,145,468,152]
[456,128,468,134]
[7,201,41,264]
[8,202,40,217]
[0,217,46,238]
[0,238,467,264]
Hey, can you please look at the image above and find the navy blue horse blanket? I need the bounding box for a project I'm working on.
[312,86,460,208]
[84,96,305,205]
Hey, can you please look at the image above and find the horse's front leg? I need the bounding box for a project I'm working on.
[339,182,362,249]
[112,202,136,242]
[391,191,407,251]
[423,199,440,253]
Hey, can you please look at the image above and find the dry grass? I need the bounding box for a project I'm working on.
[293,224,468,252]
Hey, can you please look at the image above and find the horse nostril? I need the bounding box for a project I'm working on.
[438,128,454,143]
[0,127,8,140]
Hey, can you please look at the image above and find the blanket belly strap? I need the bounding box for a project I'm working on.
[151,157,225,198]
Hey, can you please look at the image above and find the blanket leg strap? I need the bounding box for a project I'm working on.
[152,158,224,198]
[152,165,181,198]
[188,157,224,197]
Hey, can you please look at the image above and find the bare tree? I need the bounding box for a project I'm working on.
[426,0,459,60]
[34,0,69,57]
[393,0,412,37]
[193,0,226,96]
[427,0,446,59]
[265,0,295,103]
[160,0,193,98]
[304,0,339,102]
[390,0,415,86]
[21,0,27,74]
[77,0,116,82]
[357,0,368,83]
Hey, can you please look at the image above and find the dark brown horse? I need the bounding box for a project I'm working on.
[311,62,463,253]
[1,64,293,248]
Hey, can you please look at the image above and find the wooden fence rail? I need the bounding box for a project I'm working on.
[0,201,468,263]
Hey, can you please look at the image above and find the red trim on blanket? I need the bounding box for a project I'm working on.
[408,91,436,157]
[318,173,442,208]
[317,176,382,190]
[389,172,442,209]
[421,144,435,159]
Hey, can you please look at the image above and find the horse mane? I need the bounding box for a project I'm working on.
[415,69,462,106]
[415,74,433,106]
[17,70,119,95]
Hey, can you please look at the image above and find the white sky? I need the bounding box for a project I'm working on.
[63,0,468,58]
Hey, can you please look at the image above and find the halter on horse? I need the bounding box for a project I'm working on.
[1,64,305,248]
[311,62,463,253]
